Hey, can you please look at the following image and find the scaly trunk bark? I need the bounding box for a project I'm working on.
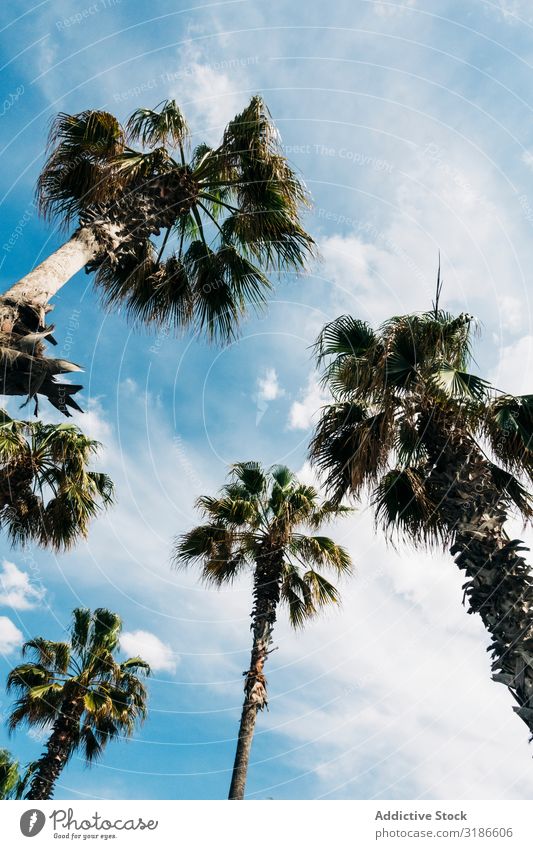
[228,549,282,800]
[26,687,85,800]
[4,227,107,309]
[423,416,533,736]
[0,225,118,410]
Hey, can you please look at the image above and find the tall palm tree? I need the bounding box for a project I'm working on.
[0,409,113,550]
[173,461,352,799]
[0,748,19,799]
[7,607,150,800]
[1,97,315,411]
[310,306,533,738]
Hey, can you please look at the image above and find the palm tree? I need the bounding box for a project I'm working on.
[173,461,352,799]
[310,306,533,737]
[0,748,20,799]
[1,97,315,411]
[0,409,113,550]
[7,607,150,800]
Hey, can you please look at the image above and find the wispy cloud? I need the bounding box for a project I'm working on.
[170,48,253,144]
[373,0,417,17]
[254,367,285,425]
[0,560,45,610]
[288,373,328,431]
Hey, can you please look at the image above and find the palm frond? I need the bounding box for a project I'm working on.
[316,315,376,363]
[126,100,189,150]
[269,465,295,490]
[184,241,271,342]
[37,110,125,224]
[374,467,446,547]
[429,363,489,401]
[230,461,267,496]
[302,569,341,607]
[7,663,51,694]
[71,608,92,653]
[280,563,314,628]
[91,609,122,653]
[289,534,352,574]
[487,462,533,519]
[310,402,394,503]
[173,523,232,566]
[0,749,20,799]
[483,394,533,480]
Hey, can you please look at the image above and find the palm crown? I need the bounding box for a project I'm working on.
[0,411,113,550]
[38,97,316,342]
[7,608,150,786]
[311,308,533,536]
[174,461,352,626]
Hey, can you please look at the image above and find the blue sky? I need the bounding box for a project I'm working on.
[1,0,533,800]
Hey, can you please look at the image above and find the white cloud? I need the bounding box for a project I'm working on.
[254,367,285,425]
[0,560,45,611]
[491,335,533,396]
[256,367,284,403]
[496,0,533,21]
[373,0,417,17]
[0,616,23,655]
[120,630,178,674]
[167,43,252,144]
[182,62,246,138]
[288,373,329,431]
[496,295,527,335]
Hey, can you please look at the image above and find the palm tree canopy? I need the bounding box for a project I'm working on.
[7,608,150,764]
[37,97,316,342]
[0,410,113,550]
[311,308,533,544]
[173,461,353,627]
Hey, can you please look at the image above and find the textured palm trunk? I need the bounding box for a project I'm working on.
[26,687,85,800]
[423,418,533,736]
[3,227,108,309]
[228,550,282,800]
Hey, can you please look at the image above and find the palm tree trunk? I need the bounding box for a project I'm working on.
[228,550,282,800]
[3,227,107,309]
[26,688,85,800]
[424,419,533,736]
